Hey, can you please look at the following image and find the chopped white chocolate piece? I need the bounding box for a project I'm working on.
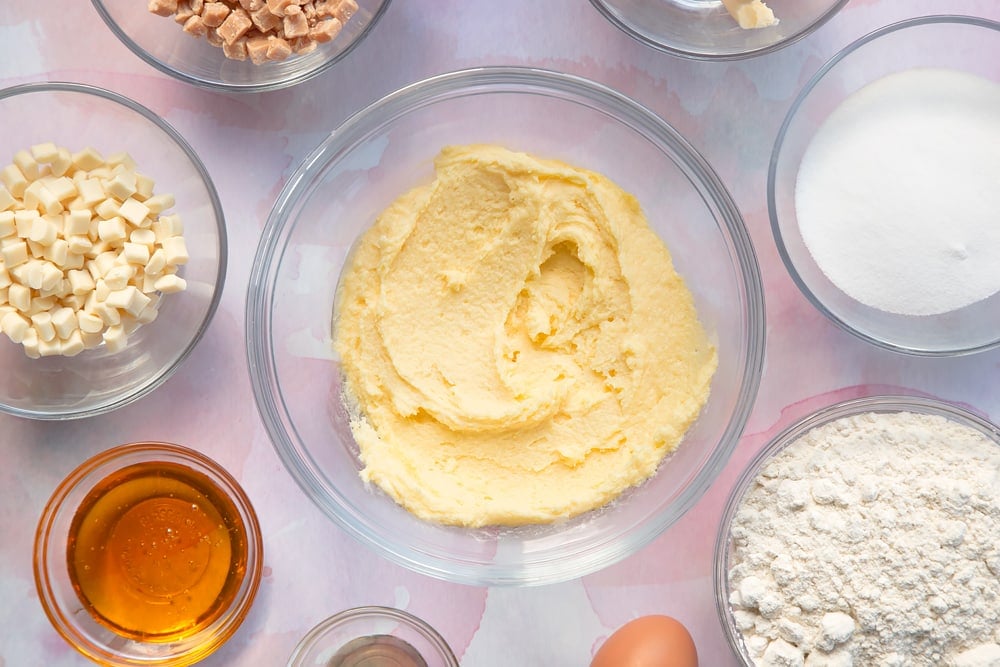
[13,150,41,181]
[102,324,127,353]
[51,148,73,178]
[31,142,60,164]
[106,285,152,317]
[152,214,183,241]
[38,335,62,357]
[68,269,96,295]
[106,152,136,171]
[46,176,78,202]
[130,228,157,248]
[2,311,30,343]
[0,185,15,212]
[134,172,155,200]
[77,310,105,334]
[1,164,28,198]
[104,171,137,201]
[143,193,175,215]
[8,282,30,311]
[43,238,69,267]
[40,262,63,292]
[154,273,187,294]
[0,211,14,238]
[77,178,105,206]
[118,198,150,226]
[31,312,56,342]
[64,210,92,237]
[104,264,134,291]
[29,217,59,246]
[2,241,29,268]
[161,236,189,265]
[95,198,121,220]
[61,329,85,356]
[95,301,120,326]
[51,306,77,339]
[72,147,105,171]
[98,216,128,243]
[123,241,151,266]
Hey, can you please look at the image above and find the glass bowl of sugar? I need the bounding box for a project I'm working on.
[768,15,1000,355]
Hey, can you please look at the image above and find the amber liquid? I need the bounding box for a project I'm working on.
[66,461,249,642]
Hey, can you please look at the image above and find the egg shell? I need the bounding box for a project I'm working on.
[591,614,698,667]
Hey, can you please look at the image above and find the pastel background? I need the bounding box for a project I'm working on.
[2,1,1000,665]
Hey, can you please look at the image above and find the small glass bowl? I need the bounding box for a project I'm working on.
[768,16,1000,355]
[247,66,765,586]
[713,394,1000,665]
[91,0,392,92]
[34,442,263,667]
[0,82,226,419]
[288,606,459,667]
[589,0,847,60]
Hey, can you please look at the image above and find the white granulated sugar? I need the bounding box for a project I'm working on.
[728,411,1000,667]
[795,68,1000,316]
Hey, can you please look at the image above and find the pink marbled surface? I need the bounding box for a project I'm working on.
[2,2,1000,665]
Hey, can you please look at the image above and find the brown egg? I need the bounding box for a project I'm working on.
[590,615,699,667]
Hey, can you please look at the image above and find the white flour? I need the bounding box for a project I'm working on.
[795,68,1000,316]
[727,411,1000,667]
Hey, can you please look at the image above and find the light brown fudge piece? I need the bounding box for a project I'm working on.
[216,7,253,45]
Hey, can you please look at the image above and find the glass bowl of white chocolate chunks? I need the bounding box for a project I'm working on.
[0,82,225,419]
[92,0,393,92]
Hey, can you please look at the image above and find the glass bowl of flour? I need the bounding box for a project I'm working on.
[768,16,1000,355]
[714,395,1000,666]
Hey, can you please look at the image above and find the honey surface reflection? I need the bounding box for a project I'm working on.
[66,460,249,641]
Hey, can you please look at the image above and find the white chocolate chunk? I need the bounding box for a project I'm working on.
[123,241,150,265]
[134,172,155,200]
[8,282,30,311]
[95,278,111,302]
[64,209,92,237]
[37,335,62,356]
[77,310,104,334]
[31,142,60,164]
[2,241,29,268]
[22,326,39,357]
[31,312,56,342]
[95,301,120,326]
[106,285,152,316]
[143,193,175,215]
[0,211,14,238]
[72,147,104,171]
[152,214,183,241]
[51,148,72,178]
[118,198,150,226]
[40,262,63,291]
[0,185,15,212]
[106,152,136,170]
[67,235,92,255]
[29,216,59,246]
[46,176,77,202]
[102,324,127,353]
[43,238,69,267]
[153,273,187,294]
[1,311,30,342]
[94,198,121,220]
[1,164,28,198]
[13,150,40,181]
[77,178,105,206]
[161,236,189,265]
[61,329,84,356]
[51,306,77,339]
[97,216,127,243]
[104,171,137,201]
[68,269,95,295]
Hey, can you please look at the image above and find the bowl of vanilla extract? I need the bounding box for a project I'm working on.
[33,442,262,666]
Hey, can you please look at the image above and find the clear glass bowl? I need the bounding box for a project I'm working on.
[589,0,847,60]
[769,16,1000,355]
[91,0,392,92]
[34,442,263,666]
[713,394,1000,665]
[0,82,225,419]
[247,66,765,586]
[288,606,459,667]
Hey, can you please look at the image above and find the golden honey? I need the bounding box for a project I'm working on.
[66,460,249,642]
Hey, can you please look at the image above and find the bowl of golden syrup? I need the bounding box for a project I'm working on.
[34,442,262,666]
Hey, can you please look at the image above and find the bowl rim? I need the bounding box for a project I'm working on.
[0,81,227,420]
[33,441,264,666]
[711,393,1000,664]
[767,14,1000,357]
[587,0,849,61]
[89,0,394,93]
[287,605,459,666]
[246,65,766,586]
